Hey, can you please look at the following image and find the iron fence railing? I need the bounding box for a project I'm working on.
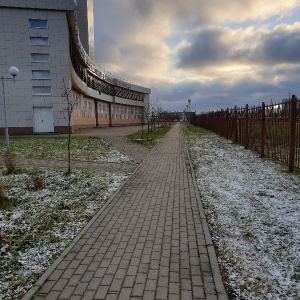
[192,97,300,172]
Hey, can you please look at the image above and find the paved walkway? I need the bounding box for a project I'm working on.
[22,123,228,300]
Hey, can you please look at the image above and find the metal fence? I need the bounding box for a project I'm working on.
[192,97,300,172]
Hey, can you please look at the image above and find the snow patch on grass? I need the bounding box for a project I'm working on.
[0,167,128,299]
[187,129,300,299]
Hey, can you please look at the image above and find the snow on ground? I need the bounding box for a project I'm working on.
[0,167,128,299]
[1,128,299,299]
[187,128,300,299]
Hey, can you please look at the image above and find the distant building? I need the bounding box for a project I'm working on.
[0,0,150,134]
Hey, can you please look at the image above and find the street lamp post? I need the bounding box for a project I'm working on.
[289,83,300,100]
[185,105,188,123]
[1,66,19,151]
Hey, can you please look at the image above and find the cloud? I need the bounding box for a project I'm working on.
[93,0,300,113]
[255,24,300,64]
[176,22,300,70]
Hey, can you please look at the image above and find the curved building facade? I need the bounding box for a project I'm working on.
[0,0,150,134]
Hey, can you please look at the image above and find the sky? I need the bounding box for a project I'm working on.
[93,0,300,113]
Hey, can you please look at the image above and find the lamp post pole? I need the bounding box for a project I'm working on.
[1,66,19,151]
[186,105,188,124]
[289,83,300,100]
[1,76,9,150]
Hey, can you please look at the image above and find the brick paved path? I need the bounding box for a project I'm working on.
[23,123,227,300]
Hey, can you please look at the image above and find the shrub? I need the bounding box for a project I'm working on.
[0,180,14,210]
[3,151,17,174]
[0,233,10,256]
[29,171,45,190]
[0,180,5,199]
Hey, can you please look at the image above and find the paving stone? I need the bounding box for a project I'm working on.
[132,283,145,297]
[87,278,101,291]
[116,288,131,300]
[59,285,76,299]
[93,285,110,300]
[44,291,60,300]
[143,290,156,300]
[73,282,89,295]
[156,286,168,299]
[123,275,135,288]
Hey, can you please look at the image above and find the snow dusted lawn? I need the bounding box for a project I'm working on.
[0,135,131,299]
[0,167,129,299]
[185,126,300,299]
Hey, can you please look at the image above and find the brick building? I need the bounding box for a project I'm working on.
[0,0,150,134]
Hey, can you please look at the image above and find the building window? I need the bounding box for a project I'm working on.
[88,101,91,112]
[32,70,51,79]
[75,99,80,110]
[32,86,51,95]
[29,19,48,29]
[30,37,49,46]
[31,53,50,62]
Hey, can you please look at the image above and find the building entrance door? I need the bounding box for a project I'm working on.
[33,107,54,133]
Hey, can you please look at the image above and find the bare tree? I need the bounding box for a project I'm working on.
[61,79,79,175]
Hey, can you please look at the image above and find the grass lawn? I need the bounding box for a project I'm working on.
[127,123,172,148]
[0,135,131,299]
[0,136,128,162]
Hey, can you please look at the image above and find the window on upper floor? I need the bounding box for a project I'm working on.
[31,53,50,62]
[29,19,48,29]
[32,70,51,80]
[76,100,82,110]
[32,86,51,95]
[30,37,49,46]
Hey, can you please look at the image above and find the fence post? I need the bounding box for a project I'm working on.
[289,96,297,172]
[233,106,238,143]
[225,108,229,138]
[245,104,249,149]
[260,102,265,158]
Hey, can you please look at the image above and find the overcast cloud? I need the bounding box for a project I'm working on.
[93,0,300,112]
